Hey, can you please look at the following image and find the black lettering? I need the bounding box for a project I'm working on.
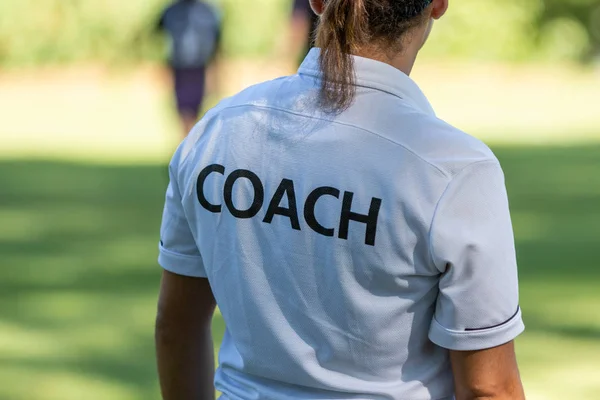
[196,164,225,213]
[263,179,301,230]
[304,186,340,237]
[339,191,382,246]
[224,169,264,218]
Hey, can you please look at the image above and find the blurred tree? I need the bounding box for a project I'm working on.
[0,0,598,67]
[537,0,600,60]
[421,0,541,62]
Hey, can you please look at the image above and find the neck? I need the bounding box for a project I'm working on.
[355,48,419,76]
[354,23,430,76]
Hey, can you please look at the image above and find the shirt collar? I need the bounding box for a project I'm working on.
[298,48,435,116]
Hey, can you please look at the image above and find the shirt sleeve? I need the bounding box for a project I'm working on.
[158,154,207,278]
[428,160,524,351]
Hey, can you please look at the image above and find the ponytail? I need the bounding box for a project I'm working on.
[316,0,367,113]
[315,0,432,113]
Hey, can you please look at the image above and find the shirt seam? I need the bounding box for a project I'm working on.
[159,244,202,260]
[427,159,502,270]
[430,309,523,336]
[160,262,207,278]
[465,306,521,331]
[299,66,434,122]
[300,66,412,104]
[209,102,451,178]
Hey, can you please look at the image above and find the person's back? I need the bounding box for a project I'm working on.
[162,52,523,398]
[156,1,526,399]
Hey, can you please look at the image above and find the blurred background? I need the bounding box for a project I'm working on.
[1,0,599,399]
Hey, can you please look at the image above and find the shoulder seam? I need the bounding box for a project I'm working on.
[210,102,453,178]
[427,159,501,270]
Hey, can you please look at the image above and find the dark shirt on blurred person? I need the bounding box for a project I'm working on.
[157,0,221,69]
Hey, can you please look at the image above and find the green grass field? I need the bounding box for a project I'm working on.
[1,144,599,400]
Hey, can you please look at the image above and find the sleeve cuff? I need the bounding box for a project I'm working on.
[158,244,207,278]
[429,307,525,351]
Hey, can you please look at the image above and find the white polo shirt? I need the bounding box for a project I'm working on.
[158,49,524,400]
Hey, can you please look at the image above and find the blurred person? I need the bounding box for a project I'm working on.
[289,0,319,64]
[155,0,526,399]
[157,0,222,137]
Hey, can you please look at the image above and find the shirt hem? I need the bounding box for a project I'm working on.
[158,246,207,278]
[428,308,525,351]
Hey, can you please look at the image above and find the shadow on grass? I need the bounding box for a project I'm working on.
[0,144,599,399]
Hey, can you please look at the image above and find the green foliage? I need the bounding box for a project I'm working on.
[538,0,600,60]
[0,0,167,67]
[422,0,543,61]
[218,0,289,58]
[0,0,598,67]
[422,0,599,62]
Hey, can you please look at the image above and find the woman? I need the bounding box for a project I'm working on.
[155,1,526,399]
